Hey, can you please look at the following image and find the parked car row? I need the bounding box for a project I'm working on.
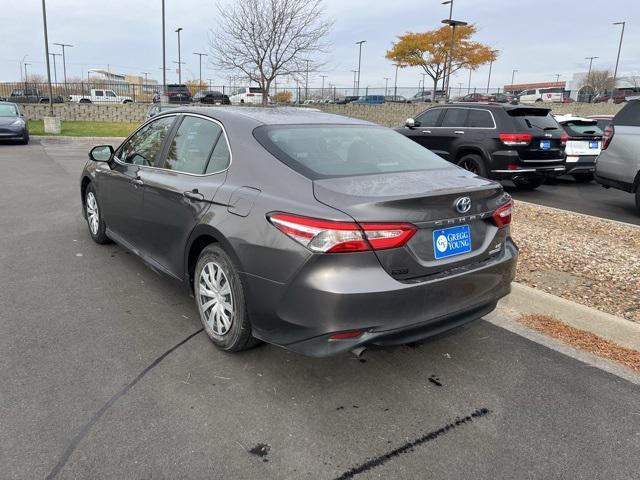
[152,84,232,105]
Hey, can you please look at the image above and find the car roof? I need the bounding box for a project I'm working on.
[441,102,551,111]
[0,101,18,106]
[164,106,376,126]
[553,114,596,124]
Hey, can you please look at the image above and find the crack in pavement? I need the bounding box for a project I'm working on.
[45,328,204,480]
[334,407,490,480]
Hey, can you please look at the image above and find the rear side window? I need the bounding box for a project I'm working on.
[613,100,640,126]
[441,108,468,127]
[164,116,223,174]
[254,125,451,179]
[467,109,494,128]
[508,109,560,131]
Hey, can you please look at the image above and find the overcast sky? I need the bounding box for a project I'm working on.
[3,0,639,90]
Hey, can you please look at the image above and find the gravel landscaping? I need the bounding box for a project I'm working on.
[512,201,640,323]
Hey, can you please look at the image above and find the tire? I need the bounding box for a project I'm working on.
[123,100,132,104]
[635,190,640,215]
[513,176,544,190]
[572,173,594,183]
[535,98,543,103]
[20,132,29,145]
[456,153,487,177]
[84,184,110,244]
[79,99,91,104]
[194,245,259,352]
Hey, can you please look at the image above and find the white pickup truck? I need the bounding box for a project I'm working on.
[69,89,133,104]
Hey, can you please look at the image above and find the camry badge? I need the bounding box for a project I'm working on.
[455,197,472,214]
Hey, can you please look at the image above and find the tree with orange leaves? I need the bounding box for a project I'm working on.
[386,25,497,101]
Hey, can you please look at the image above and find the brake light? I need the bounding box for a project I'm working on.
[247,93,255,97]
[329,330,363,340]
[268,213,417,253]
[492,200,512,228]
[602,125,614,150]
[499,133,532,146]
[560,132,569,146]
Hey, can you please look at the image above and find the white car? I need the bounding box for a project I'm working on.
[519,88,564,104]
[554,115,602,182]
[228,87,264,105]
[69,89,133,104]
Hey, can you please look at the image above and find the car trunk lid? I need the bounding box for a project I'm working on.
[313,168,509,280]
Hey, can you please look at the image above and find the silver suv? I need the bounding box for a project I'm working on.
[595,100,640,213]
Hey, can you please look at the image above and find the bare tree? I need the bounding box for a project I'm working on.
[582,69,615,95]
[209,0,332,105]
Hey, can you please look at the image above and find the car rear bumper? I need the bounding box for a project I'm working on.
[490,165,565,179]
[489,151,565,179]
[244,237,518,357]
[565,155,596,175]
[594,173,635,193]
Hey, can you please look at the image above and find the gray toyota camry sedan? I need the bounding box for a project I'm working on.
[80,107,517,357]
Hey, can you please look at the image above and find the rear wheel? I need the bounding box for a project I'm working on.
[195,245,259,352]
[456,154,487,177]
[572,173,594,183]
[79,98,91,104]
[635,190,640,214]
[513,176,544,190]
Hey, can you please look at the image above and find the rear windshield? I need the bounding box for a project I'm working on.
[254,125,451,179]
[562,121,603,136]
[508,109,561,131]
[613,100,640,127]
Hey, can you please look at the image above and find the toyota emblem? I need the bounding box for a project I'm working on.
[455,197,471,214]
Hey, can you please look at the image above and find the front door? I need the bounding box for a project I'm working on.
[431,107,470,162]
[407,107,444,152]
[138,114,231,279]
[99,115,176,249]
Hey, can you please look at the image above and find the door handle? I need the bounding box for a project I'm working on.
[421,130,432,133]
[183,190,205,202]
[454,130,465,135]
[131,177,144,186]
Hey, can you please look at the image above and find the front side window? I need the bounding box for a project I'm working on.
[416,108,442,127]
[163,116,224,174]
[118,116,175,166]
[106,91,116,97]
[254,125,451,179]
[441,108,468,127]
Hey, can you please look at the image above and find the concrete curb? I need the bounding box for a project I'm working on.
[496,282,640,351]
[32,135,125,143]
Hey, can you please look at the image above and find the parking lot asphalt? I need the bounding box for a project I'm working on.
[506,177,640,226]
[1,139,639,480]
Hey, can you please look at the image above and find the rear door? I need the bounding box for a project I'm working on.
[430,107,469,161]
[137,114,231,279]
[506,107,566,163]
[562,120,603,161]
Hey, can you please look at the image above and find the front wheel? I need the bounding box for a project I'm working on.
[635,190,640,215]
[84,184,110,244]
[20,132,29,145]
[513,176,544,190]
[572,173,594,183]
[194,245,259,352]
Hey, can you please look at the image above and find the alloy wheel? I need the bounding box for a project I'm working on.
[86,192,99,235]
[198,262,234,336]
[460,159,479,174]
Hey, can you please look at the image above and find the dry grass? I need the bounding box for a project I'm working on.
[519,314,640,372]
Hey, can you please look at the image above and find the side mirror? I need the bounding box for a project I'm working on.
[89,145,114,162]
[405,118,420,128]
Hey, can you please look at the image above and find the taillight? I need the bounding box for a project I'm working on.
[268,213,417,253]
[602,125,614,150]
[499,133,532,146]
[247,93,255,97]
[329,330,363,340]
[560,132,568,146]
[492,200,512,228]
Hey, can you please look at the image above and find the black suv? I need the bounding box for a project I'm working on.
[396,103,567,189]
[153,84,192,104]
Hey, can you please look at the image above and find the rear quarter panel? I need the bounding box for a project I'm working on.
[596,126,640,182]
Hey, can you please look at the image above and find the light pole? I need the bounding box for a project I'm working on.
[612,21,626,97]
[305,59,310,101]
[175,27,183,84]
[320,75,327,99]
[441,0,454,96]
[486,50,497,93]
[193,52,207,86]
[467,68,472,94]
[384,77,390,96]
[393,62,400,98]
[351,69,358,96]
[41,0,54,117]
[20,55,29,84]
[49,52,61,84]
[355,40,366,94]
[553,73,561,85]
[24,62,31,83]
[442,18,468,101]
[207,78,214,90]
[172,60,186,83]
[141,72,150,84]
[584,56,598,84]
[162,0,166,93]
[510,69,518,91]
[53,43,72,94]
[421,72,426,94]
